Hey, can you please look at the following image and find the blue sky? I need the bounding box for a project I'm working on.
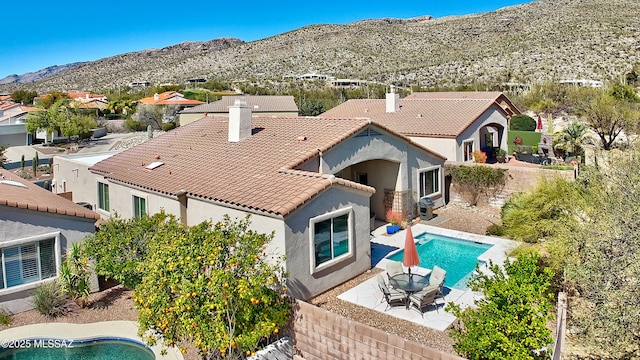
[0,0,531,79]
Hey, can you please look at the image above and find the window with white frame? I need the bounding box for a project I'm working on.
[463,140,474,162]
[98,182,109,212]
[0,238,56,290]
[133,195,146,218]
[418,167,440,198]
[310,208,352,272]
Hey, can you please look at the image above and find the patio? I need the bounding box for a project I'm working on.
[337,223,520,331]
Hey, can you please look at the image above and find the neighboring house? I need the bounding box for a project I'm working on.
[139,91,205,107]
[61,100,445,299]
[0,103,39,146]
[179,95,299,126]
[52,152,121,204]
[320,88,516,163]
[404,91,521,118]
[0,168,100,313]
[65,91,108,103]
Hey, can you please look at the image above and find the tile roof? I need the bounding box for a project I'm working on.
[320,98,508,138]
[0,169,100,220]
[405,91,521,115]
[139,91,205,106]
[180,95,299,114]
[404,91,505,100]
[89,116,408,216]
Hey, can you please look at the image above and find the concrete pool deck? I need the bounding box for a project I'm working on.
[337,223,520,331]
[0,320,183,360]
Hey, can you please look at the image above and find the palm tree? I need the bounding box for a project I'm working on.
[553,121,589,157]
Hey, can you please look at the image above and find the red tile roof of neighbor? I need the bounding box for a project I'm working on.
[181,95,299,114]
[139,91,205,106]
[0,169,100,220]
[90,116,441,216]
[320,98,510,138]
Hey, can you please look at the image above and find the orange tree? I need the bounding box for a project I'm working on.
[133,215,290,359]
[84,211,183,289]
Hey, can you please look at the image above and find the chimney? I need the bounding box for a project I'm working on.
[228,98,252,142]
[85,93,90,99]
[153,93,159,101]
[386,85,400,113]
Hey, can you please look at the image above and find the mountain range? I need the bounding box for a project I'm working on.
[1,0,639,93]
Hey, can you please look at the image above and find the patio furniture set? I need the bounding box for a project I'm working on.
[377,262,447,317]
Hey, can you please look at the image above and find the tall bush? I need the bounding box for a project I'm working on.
[446,165,509,206]
[448,253,554,360]
[510,114,536,131]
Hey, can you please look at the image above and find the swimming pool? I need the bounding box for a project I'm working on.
[0,338,154,360]
[387,232,492,290]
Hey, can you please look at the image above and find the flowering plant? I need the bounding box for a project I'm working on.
[472,149,487,163]
[385,210,402,225]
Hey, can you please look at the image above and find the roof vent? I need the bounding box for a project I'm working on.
[0,180,27,188]
[417,113,423,118]
[146,161,164,170]
[296,135,307,141]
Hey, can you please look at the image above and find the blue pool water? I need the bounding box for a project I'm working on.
[387,232,492,290]
[0,338,155,360]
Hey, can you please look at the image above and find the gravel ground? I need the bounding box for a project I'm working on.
[0,203,500,359]
[309,202,502,355]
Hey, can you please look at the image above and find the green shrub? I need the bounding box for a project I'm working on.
[31,281,69,317]
[0,309,11,325]
[510,114,536,131]
[447,253,554,359]
[485,224,505,236]
[161,122,176,131]
[124,119,145,132]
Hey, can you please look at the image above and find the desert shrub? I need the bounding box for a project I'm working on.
[472,150,487,163]
[501,177,584,242]
[124,119,145,132]
[510,114,536,131]
[59,243,91,306]
[485,224,505,236]
[385,209,402,225]
[0,309,11,325]
[31,281,69,317]
[161,122,176,131]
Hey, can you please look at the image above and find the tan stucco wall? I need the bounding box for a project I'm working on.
[411,137,453,163]
[187,198,286,264]
[53,154,118,209]
[101,181,181,220]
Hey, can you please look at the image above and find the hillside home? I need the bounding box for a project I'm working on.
[0,168,100,313]
[179,95,299,126]
[320,88,517,163]
[66,100,445,299]
[0,103,39,146]
[138,91,205,107]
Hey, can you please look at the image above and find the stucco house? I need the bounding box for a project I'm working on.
[60,100,445,299]
[179,95,299,126]
[320,88,518,163]
[139,91,205,107]
[0,168,100,313]
[0,103,39,146]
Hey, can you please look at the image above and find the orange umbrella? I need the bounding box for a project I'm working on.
[403,225,420,275]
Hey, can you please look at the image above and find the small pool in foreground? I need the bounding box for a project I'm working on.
[387,232,492,290]
[0,338,155,360]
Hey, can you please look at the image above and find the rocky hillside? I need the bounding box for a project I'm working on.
[2,0,639,93]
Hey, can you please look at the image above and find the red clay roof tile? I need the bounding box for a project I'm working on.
[0,169,100,220]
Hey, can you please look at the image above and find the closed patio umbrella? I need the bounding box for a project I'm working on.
[403,225,420,276]
[537,115,543,131]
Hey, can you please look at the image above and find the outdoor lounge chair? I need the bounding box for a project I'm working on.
[409,286,440,317]
[386,261,404,280]
[376,274,406,310]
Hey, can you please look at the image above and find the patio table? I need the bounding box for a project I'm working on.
[389,273,429,309]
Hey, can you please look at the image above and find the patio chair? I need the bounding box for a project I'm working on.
[386,261,404,281]
[376,274,406,310]
[428,265,447,298]
[409,286,439,317]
